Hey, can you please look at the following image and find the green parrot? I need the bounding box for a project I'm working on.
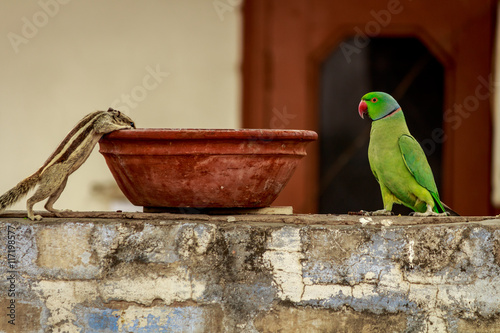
[358,91,451,216]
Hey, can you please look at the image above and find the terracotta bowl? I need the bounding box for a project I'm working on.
[99,129,317,210]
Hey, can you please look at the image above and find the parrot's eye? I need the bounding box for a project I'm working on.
[371,98,378,103]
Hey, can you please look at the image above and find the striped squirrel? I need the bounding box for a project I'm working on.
[0,108,135,220]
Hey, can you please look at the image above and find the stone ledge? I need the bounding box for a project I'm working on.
[0,209,490,225]
[0,212,499,332]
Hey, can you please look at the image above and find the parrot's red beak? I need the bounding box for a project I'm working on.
[358,100,368,119]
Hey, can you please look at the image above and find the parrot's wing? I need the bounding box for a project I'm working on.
[398,134,445,212]
[368,158,379,183]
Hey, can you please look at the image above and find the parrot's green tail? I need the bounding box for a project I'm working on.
[431,193,446,213]
[432,193,460,216]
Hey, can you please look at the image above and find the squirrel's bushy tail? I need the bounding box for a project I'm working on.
[0,173,39,211]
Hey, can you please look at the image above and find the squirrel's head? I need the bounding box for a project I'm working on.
[95,108,136,134]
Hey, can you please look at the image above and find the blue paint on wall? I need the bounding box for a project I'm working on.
[80,307,209,332]
[119,307,206,332]
[86,310,119,332]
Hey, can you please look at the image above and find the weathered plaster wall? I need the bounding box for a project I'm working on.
[1,212,499,332]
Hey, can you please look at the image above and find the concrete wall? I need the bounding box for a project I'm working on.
[1,212,500,332]
[0,0,241,212]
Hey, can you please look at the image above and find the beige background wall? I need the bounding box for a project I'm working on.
[0,0,242,212]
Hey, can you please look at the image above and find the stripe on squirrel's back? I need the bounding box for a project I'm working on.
[54,122,97,165]
[39,112,104,173]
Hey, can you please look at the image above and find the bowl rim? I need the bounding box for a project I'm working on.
[103,128,318,141]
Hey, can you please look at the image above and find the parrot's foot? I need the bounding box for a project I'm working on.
[362,209,394,216]
[410,205,450,217]
[411,211,449,217]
